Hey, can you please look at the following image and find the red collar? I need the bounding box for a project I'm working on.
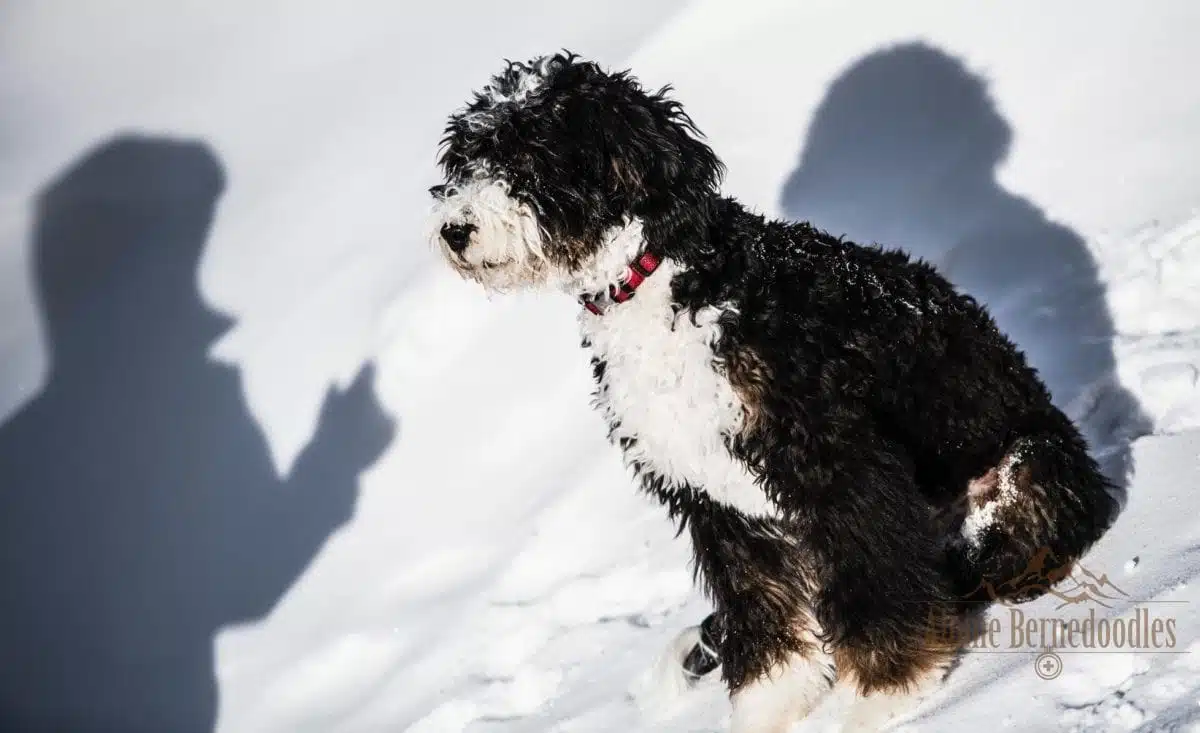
[579,252,662,315]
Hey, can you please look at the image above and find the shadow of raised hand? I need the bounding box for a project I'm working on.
[289,363,397,527]
[228,363,396,625]
[0,135,399,733]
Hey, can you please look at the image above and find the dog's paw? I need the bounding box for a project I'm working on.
[629,624,711,719]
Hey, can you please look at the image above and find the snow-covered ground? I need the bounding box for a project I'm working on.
[1,2,1198,731]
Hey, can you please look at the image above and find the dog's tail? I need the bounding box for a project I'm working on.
[949,412,1119,606]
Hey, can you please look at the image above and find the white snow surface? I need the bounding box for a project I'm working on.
[2,2,1199,732]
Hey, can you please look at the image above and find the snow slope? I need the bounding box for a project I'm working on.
[1,1,1199,732]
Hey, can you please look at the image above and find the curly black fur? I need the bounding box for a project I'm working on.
[436,52,723,270]
[432,52,1118,696]
[668,203,1116,689]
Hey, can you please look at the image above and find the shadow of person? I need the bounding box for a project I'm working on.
[0,135,396,732]
[780,42,1149,478]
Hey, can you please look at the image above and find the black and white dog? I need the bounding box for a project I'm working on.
[427,53,1116,731]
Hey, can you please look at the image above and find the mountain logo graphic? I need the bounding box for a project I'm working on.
[967,547,1131,609]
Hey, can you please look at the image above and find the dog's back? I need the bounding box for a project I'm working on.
[690,202,1117,604]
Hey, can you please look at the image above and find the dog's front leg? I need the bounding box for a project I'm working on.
[778,424,962,731]
[686,505,836,732]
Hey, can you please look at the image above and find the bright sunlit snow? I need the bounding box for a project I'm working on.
[2,2,1198,732]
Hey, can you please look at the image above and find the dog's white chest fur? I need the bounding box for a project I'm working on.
[579,261,777,518]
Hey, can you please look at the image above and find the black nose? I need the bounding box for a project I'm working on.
[440,222,475,253]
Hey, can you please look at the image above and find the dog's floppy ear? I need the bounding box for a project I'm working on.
[602,84,725,216]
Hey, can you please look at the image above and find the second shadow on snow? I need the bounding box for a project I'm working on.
[780,42,1149,476]
[0,135,396,732]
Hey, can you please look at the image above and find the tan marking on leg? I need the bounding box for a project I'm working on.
[833,605,962,697]
[967,466,999,510]
[833,607,965,731]
[962,441,1053,553]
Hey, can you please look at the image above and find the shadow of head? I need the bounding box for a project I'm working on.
[780,41,1149,468]
[781,42,1011,247]
[34,135,227,363]
[804,43,1007,180]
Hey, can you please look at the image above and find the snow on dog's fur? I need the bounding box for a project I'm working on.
[428,52,1117,732]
